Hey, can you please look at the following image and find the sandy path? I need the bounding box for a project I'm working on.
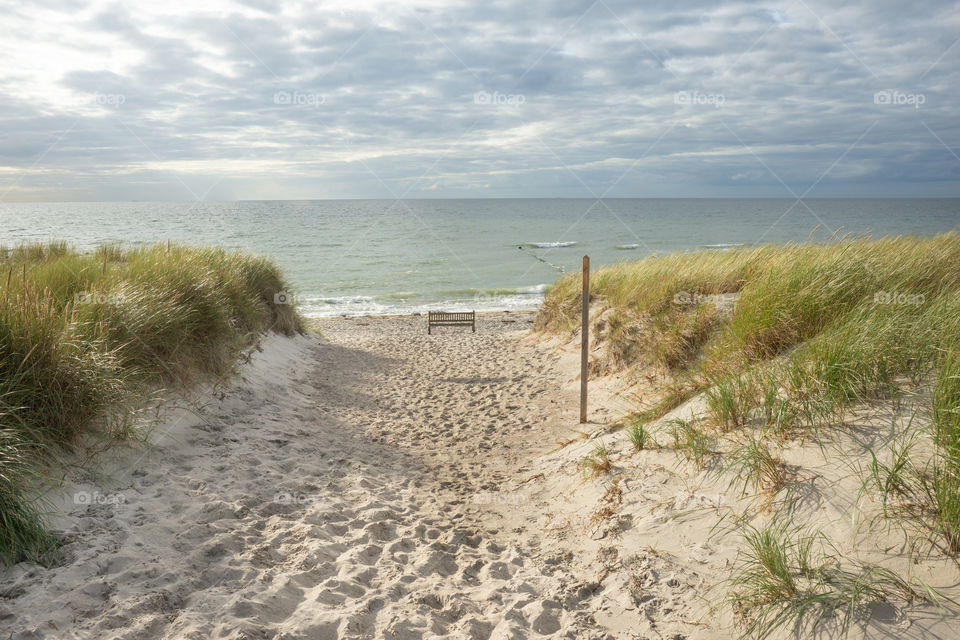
[2,313,620,639]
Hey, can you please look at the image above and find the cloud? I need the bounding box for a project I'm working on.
[0,0,958,200]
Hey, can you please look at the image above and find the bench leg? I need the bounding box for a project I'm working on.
[428,324,431,335]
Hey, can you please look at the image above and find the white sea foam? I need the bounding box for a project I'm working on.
[527,241,576,248]
[304,296,392,317]
[303,285,547,317]
[518,284,548,294]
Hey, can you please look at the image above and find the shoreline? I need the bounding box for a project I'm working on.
[301,300,545,319]
[307,308,540,321]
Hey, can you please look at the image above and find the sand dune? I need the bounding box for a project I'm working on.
[6,312,954,639]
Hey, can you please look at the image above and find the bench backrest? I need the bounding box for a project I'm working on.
[428,311,475,323]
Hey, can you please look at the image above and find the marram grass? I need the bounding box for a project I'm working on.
[537,232,960,636]
[537,233,960,429]
[727,518,935,640]
[0,242,303,564]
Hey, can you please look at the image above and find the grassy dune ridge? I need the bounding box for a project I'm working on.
[0,242,303,564]
[537,234,960,407]
[536,233,960,637]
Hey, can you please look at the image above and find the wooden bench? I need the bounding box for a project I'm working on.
[427,311,475,334]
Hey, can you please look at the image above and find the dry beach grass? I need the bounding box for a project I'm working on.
[0,242,300,565]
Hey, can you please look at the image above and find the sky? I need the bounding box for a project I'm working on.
[0,0,958,201]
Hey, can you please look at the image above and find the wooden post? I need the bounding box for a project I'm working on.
[580,255,589,423]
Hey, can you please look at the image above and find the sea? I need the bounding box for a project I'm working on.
[2,199,958,317]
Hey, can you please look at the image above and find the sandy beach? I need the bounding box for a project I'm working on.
[0,312,630,639]
[4,309,958,639]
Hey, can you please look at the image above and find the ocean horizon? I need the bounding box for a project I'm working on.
[4,197,959,317]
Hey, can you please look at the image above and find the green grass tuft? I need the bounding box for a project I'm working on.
[728,518,934,639]
[705,373,757,431]
[668,418,716,470]
[627,419,657,451]
[725,432,790,495]
[579,440,613,478]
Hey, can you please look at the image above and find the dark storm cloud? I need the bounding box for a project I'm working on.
[0,0,957,200]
